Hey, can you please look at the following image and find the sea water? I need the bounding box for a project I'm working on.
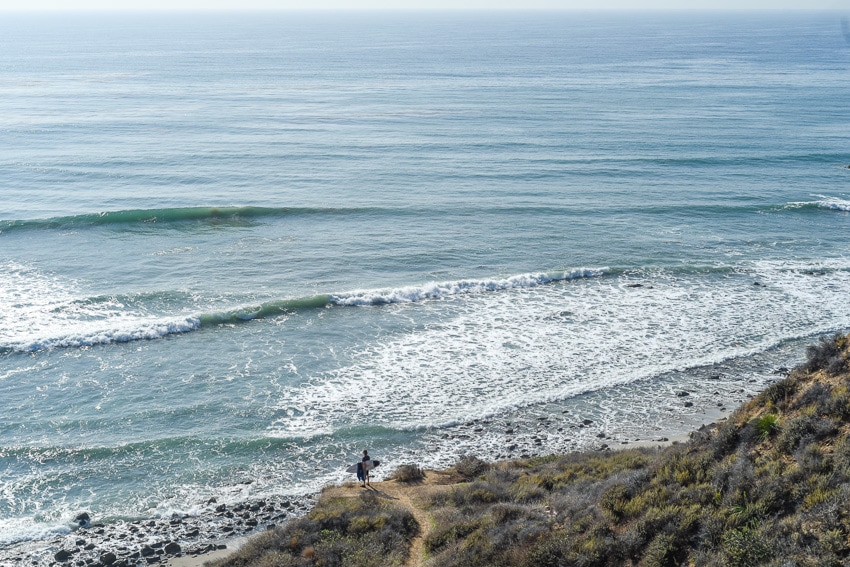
[2,10,850,550]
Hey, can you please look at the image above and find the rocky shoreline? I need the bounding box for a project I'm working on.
[2,494,315,567]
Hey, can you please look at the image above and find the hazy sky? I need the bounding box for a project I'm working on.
[2,0,848,11]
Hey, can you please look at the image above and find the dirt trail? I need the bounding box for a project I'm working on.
[322,470,458,567]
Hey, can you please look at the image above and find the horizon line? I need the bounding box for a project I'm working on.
[1,7,846,12]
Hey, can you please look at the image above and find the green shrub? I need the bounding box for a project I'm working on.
[642,533,679,567]
[390,464,425,483]
[722,527,771,567]
[600,483,631,520]
[763,375,799,407]
[777,415,836,453]
[804,333,847,375]
[754,413,779,441]
[455,454,489,479]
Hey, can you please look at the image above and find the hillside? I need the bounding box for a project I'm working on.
[210,333,850,567]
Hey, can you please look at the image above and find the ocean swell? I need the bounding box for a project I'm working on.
[0,206,379,232]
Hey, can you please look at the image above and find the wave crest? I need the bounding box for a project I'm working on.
[2,269,606,353]
[329,269,607,306]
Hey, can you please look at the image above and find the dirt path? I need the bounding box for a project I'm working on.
[322,470,458,567]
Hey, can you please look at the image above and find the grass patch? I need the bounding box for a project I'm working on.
[208,491,418,567]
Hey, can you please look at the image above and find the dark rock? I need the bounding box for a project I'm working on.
[75,539,86,546]
[676,391,690,397]
[206,497,217,504]
[55,549,73,562]
[100,552,117,565]
[141,546,155,557]
[217,544,228,550]
[84,544,96,551]
[708,374,721,379]
[684,401,694,407]
[185,528,199,537]
[164,542,181,554]
[215,504,227,513]
[582,419,593,425]
[75,513,92,529]
[596,432,606,438]
[625,283,643,288]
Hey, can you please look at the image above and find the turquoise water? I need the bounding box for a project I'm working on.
[2,11,850,548]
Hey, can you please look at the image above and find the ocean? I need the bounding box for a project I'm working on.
[2,10,850,553]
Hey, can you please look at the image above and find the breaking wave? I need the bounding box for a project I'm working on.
[784,195,850,213]
[1,268,608,353]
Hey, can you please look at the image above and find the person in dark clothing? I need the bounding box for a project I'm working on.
[356,461,365,485]
[361,449,371,487]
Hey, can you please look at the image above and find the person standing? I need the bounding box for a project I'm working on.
[362,449,371,487]
[356,460,365,486]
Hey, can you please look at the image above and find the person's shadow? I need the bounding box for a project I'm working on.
[363,485,399,500]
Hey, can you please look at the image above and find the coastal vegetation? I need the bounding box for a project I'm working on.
[213,333,850,567]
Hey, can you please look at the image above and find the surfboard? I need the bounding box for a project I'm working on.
[346,460,380,473]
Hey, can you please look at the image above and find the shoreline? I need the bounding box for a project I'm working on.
[165,431,702,567]
[0,409,730,567]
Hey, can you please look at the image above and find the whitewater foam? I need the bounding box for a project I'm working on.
[814,196,850,212]
[266,262,850,438]
[786,195,850,212]
[328,269,607,306]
